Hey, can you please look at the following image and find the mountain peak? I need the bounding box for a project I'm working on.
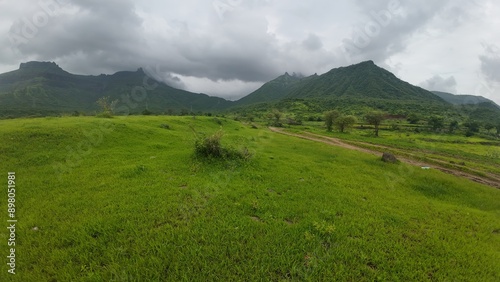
[20,61,60,70]
[352,60,377,69]
[19,61,66,74]
[352,60,376,67]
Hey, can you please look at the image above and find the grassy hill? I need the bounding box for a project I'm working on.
[0,116,499,281]
[231,62,500,126]
[286,61,446,103]
[0,62,231,117]
[235,61,447,107]
[233,72,317,106]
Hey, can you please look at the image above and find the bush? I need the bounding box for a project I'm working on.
[96,112,113,118]
[213,118,223,125]
[194,130,251,160]
[286,117,302,125]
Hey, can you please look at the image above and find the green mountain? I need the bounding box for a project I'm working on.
[460,102,500,123]
[235,61,446,106]
[233,61,457,117]
[233,72,317,106]
[0,61,231,117]
[432,91,499,107]
[286,61,446,103]
[2,60,499,124]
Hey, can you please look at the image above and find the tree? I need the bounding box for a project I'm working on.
[272,109,282,125]
[448,120,459,134]
[464,120,480,136]
[484,123,495,133]
[427,116,444,132]
[266,109,283,127]
[96,96,117,117]
[365,111,386,137]
[335,115,357,133]
[407,113,420,124]
[324,110,340,132]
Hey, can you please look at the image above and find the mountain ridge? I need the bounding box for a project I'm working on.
[0,61,231,117]
[1,60,499,124]
[431,91,499,108]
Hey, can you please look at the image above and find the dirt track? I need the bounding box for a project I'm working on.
[269,127,500,189]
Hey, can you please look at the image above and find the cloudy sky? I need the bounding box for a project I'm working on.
[1,0,499,104]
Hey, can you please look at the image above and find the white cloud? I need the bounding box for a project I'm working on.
[419,75,457,93]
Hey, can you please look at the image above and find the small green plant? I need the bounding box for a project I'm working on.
[213,118,223,125]
[194,130,251,160]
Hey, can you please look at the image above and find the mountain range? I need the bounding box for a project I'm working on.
[0,61,230,117]
[0,60,499,123]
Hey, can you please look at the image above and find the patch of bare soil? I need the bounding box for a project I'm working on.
[269,127,500,189]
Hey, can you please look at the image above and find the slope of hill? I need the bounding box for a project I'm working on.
[0,61,231,117]
[1,116,499,281]
[461,102,500,123]
[235,61,447,107]
[233,72,317,106]
[285,61,446,103]
[232,61,461,118]
[432,91,499,107]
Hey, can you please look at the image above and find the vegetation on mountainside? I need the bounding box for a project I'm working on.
[2,61,499,130]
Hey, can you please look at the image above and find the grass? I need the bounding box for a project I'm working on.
[292,121,500,177]
[0,116,499,281]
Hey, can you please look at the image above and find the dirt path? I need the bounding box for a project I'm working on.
[269,127,500,189]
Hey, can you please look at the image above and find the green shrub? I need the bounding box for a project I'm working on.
[213,118,223,125]
[194,130,251,160]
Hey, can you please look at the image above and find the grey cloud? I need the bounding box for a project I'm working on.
[419,75,457,93]
[342,0,474,64]
[302,33,323,51]
[0,0,499,104]
[7,0,145,73]
[479,44,500,84]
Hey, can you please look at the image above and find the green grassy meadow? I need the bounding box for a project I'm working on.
[292,121,500,177]
[0,116,499,281]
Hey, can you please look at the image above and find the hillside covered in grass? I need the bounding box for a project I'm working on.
[0,116,499,281]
